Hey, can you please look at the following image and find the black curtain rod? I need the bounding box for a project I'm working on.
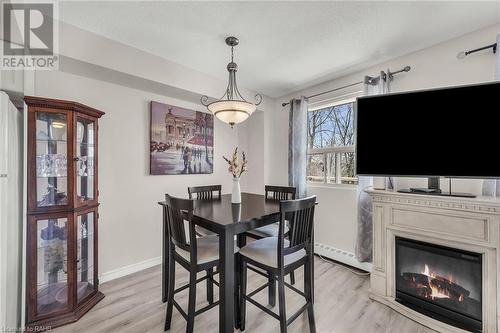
[457,42,497,59]
[282,65,411,107]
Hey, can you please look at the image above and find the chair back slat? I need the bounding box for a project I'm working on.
[188,185,222,200]
[265,185,296,201]
[278,196,316,260]
[164,194,196,255]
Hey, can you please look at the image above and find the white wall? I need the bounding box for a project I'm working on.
[259,24,500,264]
[34,69,240,275]
[238,111,265,194]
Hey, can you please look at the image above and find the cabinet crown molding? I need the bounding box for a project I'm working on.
[24,96,105,118]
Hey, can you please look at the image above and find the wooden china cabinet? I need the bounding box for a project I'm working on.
[25,96,105,330]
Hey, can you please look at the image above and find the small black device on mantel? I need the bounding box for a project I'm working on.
[355,81,500,198]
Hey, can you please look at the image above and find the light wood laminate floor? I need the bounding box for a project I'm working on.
[54,257,434,333]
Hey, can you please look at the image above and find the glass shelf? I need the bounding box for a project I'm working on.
[37,282,68,314]
[37,175,68,179]
[37,139,68,143]
[77,233,94,241]
[37,201,68,208]
[37,198,68,207]
[76,265,94,273]
[37,243,68,251]
[37,278,68,288]
[77,175,94,181]
[39,281,92,310]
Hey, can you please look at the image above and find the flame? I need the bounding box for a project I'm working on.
[421,264,452,299]
[422,264,431,277]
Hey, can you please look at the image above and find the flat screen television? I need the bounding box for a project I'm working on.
[356,81,500,182]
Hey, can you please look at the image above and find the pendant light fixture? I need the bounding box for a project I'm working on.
[201,36,262,128]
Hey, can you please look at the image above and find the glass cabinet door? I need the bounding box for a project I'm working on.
[35,112,69,208]
[35,216,70,316]
[75,116,96,206]
[76,210,96,302]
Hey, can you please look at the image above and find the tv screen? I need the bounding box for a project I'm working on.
[356,81,500,178]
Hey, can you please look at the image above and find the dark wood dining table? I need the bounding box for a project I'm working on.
[158,192,281,333]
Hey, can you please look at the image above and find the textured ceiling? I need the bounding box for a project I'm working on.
[59,1,500,97]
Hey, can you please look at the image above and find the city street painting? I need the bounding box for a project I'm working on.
[150,101,214,175]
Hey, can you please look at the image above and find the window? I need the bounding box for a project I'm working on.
[307,99,358,185]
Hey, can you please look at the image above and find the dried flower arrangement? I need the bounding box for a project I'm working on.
[223,147,247,179]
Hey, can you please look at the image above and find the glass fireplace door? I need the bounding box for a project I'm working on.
[395,237,482,332]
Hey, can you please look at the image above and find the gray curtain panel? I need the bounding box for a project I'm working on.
[482,34,500,197]
[288,96,308,198]
[355,71,392,263]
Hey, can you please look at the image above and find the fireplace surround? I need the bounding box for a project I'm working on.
[367,189,500,333]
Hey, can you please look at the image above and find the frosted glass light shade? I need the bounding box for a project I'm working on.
[207,100,256,126]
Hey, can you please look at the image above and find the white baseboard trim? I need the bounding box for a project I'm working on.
[99,256,162,284]
[314,242,372,272]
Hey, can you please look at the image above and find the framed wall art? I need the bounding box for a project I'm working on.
[150,101,214,175]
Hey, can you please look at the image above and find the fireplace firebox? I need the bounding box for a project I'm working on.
[395,237,482,332]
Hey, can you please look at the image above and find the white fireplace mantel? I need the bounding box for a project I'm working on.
[367,189,500,333]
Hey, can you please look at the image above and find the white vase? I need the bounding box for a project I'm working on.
[231,177,241,203]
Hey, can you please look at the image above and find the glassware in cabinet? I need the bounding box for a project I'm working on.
[75,116,96,206]
[35,112,69,208]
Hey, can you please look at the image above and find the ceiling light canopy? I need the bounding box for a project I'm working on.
[201,36,262,128]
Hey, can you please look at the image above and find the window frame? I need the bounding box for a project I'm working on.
[307,92,360,186]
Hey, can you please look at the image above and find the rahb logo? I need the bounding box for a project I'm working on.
[1,1,59,70]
